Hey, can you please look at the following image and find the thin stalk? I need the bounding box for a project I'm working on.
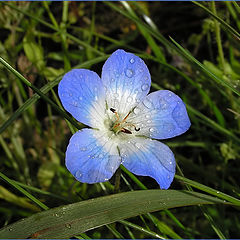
[0,57,82,130]
[211,2,226,74]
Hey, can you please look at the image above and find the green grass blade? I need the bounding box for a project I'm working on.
[119,220,164,239]
[175,175,240,206]
[169,37,240,97]
[0,2,103,56]
[0,190,225,239]
[0,55,108,134]
[0,56,82,130]
[193,1,240,40]
[0,172,48,211]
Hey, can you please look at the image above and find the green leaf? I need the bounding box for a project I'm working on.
[0,190,226,239]
[23,35,45,71]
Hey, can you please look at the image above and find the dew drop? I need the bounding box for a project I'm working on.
[111,78,115,82]
[8,228,13,232]
[113,92,119,99]
[95,96,98,101]
[75,170,82,179]
[78,96,82,101]
[80,147,86,151]
[98,153,104,158]
[147,120,151,123]
[127,96,133,103]
[133,107,140,114]
[135,142,141,149]
[143,98,153,109]
[125,68,134,78]
[141,84,149,91]
[55,213,60,217]
[65,223,71,229]
[130,58,135,64]
[169,161,172,165]
[149,127,155,133]
[159,98,168,110]
[145,114,150,119]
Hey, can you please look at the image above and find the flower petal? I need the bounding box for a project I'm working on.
[119,137,175,189]
[129,90,191,139]
[66,128,121,184]
[58,69,106,128]
[101,49,151,116]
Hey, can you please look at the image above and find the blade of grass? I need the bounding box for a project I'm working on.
[169,36,240,97]
[0,190,225,238]
[0,2,104,56]
[0,172,48,211]
[0,55,108,134]
[175,175,240,206]
[193,1,240,40]
[0,56,82,130]
[119,220,164,239]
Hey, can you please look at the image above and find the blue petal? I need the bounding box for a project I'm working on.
[58,69,106,128]
[66,128,121,184]
[101,49,151,116]
[128,90,191,139]
[119,137,175,189]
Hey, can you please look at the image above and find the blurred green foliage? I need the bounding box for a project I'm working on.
[0,1,240,239]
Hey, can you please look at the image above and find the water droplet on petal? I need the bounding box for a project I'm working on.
[159,98,168,110]
[80,147,86,151]
[169,161,172,165]
[111,78,115,82]
[125,68,134,78]
[147,120,151,123]
[145,114,150,119]
[75,170,82,179]
[133,107,140,115]
[98,153,104,158]
[113,92,119,99]
[149,127,155,133]
[143,98,153,109]
[78,96,82,101]
[127,96,133,103]
[141,84,149,91]
[130,58,135,64]
[135,142,141,149]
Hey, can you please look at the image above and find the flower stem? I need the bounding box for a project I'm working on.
[114,167,122,193]
[211,2,226,74]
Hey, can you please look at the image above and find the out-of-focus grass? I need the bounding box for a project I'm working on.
[0,1,239,238]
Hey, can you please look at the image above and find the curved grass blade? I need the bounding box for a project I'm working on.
[0,56,108,134]
[193,1,240,40]
[175,175,240,206]
[0,2,103,56]
[0,190,225,239]
[0,56,82,130]
[0,172,48,211]
[169,37,240,97]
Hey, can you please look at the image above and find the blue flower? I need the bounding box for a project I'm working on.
[58,49,190,189]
